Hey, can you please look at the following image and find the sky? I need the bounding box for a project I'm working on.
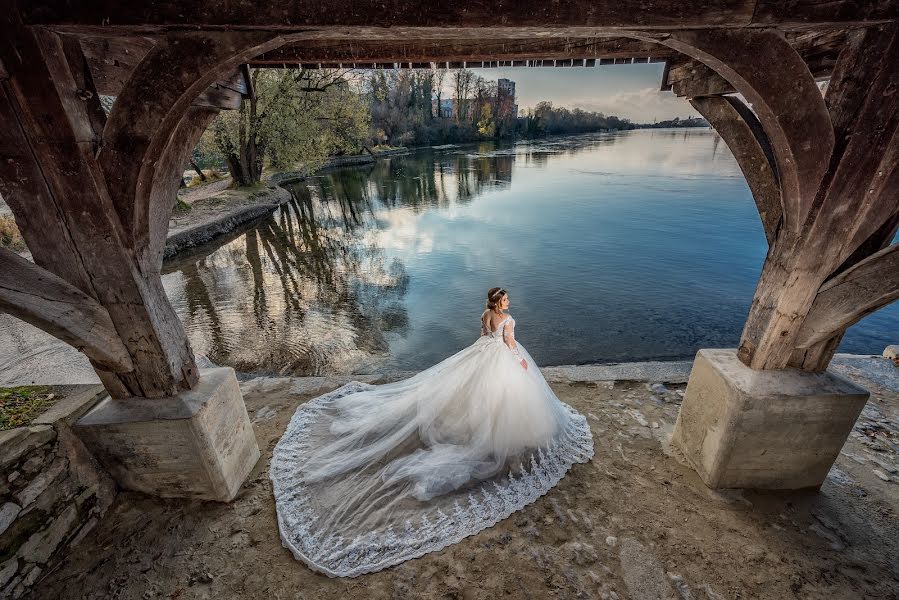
[469,62,700,124]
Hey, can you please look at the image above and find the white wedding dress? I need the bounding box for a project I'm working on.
[270,312,594,577]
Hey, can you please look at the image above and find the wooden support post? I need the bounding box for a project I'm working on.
[646,26,899,371]
[789,211,899,370]
[0,248,133,371]
[741,24,899,370]
[795,245,899,349]
[0,0,289,398]
[0,19,199,397]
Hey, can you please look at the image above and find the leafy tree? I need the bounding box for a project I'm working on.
[201,68,370,186]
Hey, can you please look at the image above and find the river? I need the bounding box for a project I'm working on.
[1,129,896,381]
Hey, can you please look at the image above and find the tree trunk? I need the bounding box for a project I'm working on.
[190,159,207,181]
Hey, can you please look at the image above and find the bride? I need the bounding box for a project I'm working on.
[270,287,594,577]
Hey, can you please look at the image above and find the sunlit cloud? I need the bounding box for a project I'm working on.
[564,88,699,123]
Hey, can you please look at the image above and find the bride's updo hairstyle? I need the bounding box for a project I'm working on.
[486,287,507,313]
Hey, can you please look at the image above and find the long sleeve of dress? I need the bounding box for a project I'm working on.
[503,319,522,358]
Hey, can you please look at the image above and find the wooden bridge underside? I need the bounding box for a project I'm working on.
[0,1,897,399]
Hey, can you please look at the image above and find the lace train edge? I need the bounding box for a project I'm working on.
[269,380,596,578]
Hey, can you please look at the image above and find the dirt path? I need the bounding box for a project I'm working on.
[26,365,899,600]
[177,177,233,205]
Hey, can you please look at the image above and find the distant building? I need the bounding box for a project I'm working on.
[432,97,456,118]
[497,78,517,119]
[440,98,456,118]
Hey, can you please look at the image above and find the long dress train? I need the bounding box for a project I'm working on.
[269,313,594,577]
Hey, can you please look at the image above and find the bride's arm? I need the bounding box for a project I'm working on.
[503,319,528,370]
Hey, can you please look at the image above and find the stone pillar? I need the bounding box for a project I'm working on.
[671,349,869,489]
[74,367,259,501]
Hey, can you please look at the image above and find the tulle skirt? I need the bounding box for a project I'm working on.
[270,334,594,577]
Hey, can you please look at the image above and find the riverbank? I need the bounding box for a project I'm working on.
[165,147,411,257]
[269,147,409,185]
[22,355,899,600]
[166,183,291,260]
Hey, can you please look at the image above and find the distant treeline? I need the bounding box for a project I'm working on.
[635,116,710,129]
[366,70,707,147]
[188,67,711,186]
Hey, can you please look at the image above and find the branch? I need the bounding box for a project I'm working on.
[0,248,133,371]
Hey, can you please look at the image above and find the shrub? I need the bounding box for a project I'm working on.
[0,215,25,251]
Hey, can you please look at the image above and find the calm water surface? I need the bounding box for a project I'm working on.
[158,129,898,376]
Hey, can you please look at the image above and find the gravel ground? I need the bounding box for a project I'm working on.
[25,358,899,600]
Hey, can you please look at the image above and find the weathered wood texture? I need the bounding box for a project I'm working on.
[20,0,898,31]
[251,37,677,65]
[736,24,899,370]
[689,95,781,243]
[78,29,850,98]
[789,210,899,371]
[0,248,133,371]
[634,25,899,371]
[78,36,254,109]
[654,29,834,233]
[0,12,212,397]
[99,31,281,257]
[147,105,220,265]
[666,30,847,97]
[669,62,732,97]
[796,244,899,348]
[76,35,155,96]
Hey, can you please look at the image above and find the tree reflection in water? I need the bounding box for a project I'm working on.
[164,183,411,376]
[163,143,530,376]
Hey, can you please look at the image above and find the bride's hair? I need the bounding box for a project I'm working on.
[486,287,507,312]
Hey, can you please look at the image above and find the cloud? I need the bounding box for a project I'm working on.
[560,87,700,123]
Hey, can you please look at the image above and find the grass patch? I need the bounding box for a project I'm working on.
[186,169,226,188]
[0,387,56,431]
[0,215,25,252]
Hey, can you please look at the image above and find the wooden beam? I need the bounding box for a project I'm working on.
[652,28,833,233]
[788,211,899,371]
[241,63,256,101]
[665,33,841,98]
[193,82,243,110]
[670,62,732,97]
[250,37,676,65]
[1,11,205,397]
[795,244,899,348]
[0,248,133,371]
[813,24,899,269]
[735,24,899,370]
[76,35,155,96]
[147,105,220,265]
[99,31,283,255]
[0,83,96,296]
[19,1,898,31]
[57,33,106,148]
[689,95,782,244]
[193,68,253,109]
[753,1,899,27]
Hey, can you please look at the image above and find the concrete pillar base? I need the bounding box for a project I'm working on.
[74,367,259,501]
[672,349,869,490]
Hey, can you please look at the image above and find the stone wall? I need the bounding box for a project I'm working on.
[0,387,116,599]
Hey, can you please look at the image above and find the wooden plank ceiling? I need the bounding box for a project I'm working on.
[74,26,860,99]
[34,0,894,99]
